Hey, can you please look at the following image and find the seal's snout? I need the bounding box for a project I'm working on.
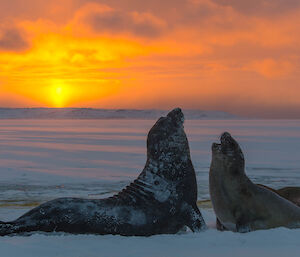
[220,132,232,141]
[219,132,242,157]
[167,108,184,125]
[220,132,234,146]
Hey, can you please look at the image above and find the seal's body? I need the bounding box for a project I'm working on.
[210,132,300,232]
[216,184,300,230]
[258,185,300,207]
[0,108,206,236]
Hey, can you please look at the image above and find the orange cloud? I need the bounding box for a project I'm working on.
[246,59,294,78]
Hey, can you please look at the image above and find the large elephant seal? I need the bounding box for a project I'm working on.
[0,108,206,236]
[210,132,300,232]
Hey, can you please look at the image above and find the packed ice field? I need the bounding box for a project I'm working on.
[0,119,299,257]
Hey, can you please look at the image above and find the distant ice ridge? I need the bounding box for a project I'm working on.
[0,108,238,120]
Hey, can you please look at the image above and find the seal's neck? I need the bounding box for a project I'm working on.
[210,156,249,186]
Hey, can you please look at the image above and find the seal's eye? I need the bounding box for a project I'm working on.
[154,180,160,186]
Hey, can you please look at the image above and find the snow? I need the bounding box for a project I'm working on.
[0,119,300,256]
[0,210,299,257]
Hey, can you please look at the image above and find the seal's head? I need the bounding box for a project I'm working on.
[212,132,245,174]
[146,108,191,181]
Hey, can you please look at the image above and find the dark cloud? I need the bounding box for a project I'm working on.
[0,28,29,51]
[211,0,300,16]
[87,9,166,38]
[75,0,186,14]
[0,0,300,26]
[0,0,83,24]
[78,0,300,20]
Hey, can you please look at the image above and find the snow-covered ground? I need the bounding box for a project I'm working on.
[0,119,300,256]
[1,209,299,257]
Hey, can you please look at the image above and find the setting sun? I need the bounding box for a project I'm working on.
[51,81,68,107]
[56,87,62,95]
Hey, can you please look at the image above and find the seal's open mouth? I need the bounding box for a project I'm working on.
[212,132,235,153]
[212,142,221,152]
[212,132,244,161]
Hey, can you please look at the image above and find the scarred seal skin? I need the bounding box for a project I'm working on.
[209,132,300,232]
[0,108,206,236]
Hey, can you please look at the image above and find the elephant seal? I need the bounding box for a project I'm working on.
[216,184,300,231]
[210,132,300,232]
[0,108,206,236]
[257,185,300,207]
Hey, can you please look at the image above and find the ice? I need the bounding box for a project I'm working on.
[0,119,300,256]
[0,108,237,120]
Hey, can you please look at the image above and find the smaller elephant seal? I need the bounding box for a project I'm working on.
[216,184,300,231]
[210,132,300,232]
[0,108,206,236]
[257,185,300,207]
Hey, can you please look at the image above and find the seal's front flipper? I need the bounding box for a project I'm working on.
[184,204,206,232]
[216,218,228,231]
[236,223,251,233]
[235,215,252,233]
[0,222,15,236]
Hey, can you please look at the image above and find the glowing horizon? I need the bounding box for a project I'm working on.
[1,0,300,118]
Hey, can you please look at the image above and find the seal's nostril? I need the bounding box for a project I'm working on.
[220,132,232,144]
[222,132,231,138]
[167,108,184,125]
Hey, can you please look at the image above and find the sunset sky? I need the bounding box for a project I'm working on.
[0,0,300,118]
